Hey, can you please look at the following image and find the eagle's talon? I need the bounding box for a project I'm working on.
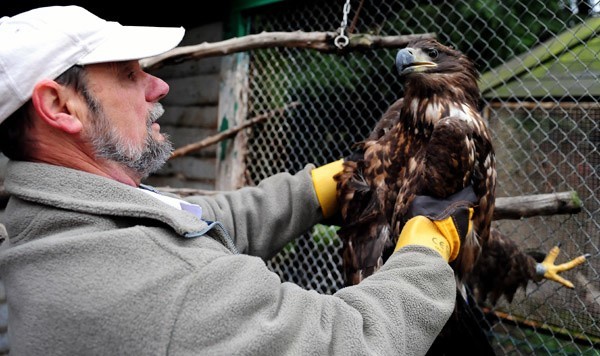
[535,245,589,288]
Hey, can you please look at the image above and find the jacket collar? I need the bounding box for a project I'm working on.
[4,160,210,237]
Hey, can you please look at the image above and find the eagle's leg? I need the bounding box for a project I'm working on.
[534,244,590,288]
[468,228,590,305]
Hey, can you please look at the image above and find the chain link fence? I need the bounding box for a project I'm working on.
[233,0,599,354]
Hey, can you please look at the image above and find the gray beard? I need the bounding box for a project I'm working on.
[87,103,173,179]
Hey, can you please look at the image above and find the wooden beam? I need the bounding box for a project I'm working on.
[482,307,600,347]
[141,31,436,70]
[494,191,581,220]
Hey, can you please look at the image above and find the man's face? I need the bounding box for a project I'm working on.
[80,61,173,178]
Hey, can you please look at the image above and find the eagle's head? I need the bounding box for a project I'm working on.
[395,39,479,83]
[395,39,480,108]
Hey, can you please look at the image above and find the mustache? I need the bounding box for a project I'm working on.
[148,103,165,124]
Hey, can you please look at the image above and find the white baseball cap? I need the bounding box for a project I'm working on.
[0,5,185,124]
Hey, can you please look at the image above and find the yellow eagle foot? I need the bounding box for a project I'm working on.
[536,244,590,288]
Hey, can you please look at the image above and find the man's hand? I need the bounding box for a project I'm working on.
[311,159,344,218]
[394,186,477,262]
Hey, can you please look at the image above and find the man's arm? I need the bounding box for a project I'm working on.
[185,164,325,259]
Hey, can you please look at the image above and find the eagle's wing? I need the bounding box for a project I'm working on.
[336,98,404,224]
[335,98,405,285]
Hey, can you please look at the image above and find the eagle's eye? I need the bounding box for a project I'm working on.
[428,49,439,59]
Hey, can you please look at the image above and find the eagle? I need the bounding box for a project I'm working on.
[334,38,493,288]
[333,38,589,355]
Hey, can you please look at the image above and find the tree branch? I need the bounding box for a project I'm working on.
[494,191,582,220]
[141,31,436,70]
[169,102,301,159]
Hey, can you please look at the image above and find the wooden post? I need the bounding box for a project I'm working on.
[215,53,250,190]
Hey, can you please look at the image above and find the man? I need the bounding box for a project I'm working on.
[0,6,472,355]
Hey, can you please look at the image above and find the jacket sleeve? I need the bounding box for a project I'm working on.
[178,166,455,354]
[185,165,323,259]
[168,245,456,356]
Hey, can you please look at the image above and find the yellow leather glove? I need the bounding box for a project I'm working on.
[311,159,344,218]
[394,186,477,262]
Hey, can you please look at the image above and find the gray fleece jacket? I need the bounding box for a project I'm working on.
[0,160,455,355]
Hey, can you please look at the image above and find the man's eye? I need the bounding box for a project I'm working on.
[128,72,136,80]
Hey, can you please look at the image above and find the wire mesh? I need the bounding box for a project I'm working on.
[237,0,600,354]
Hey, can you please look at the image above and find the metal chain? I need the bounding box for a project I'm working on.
[334,0,351,49]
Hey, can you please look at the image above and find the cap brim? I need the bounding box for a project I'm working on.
[77,24,185,65]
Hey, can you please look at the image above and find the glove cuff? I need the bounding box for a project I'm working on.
[431,208,473,261]
[311,159,344,218]
[394,216,454,261]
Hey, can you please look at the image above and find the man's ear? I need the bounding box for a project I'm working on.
[30,79,83,134]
